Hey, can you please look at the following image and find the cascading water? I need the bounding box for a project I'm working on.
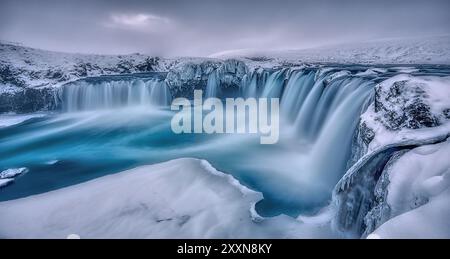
[1,66,376,217]
[195,67,373,215]
[59,78,172,112]
[205,71,219,98]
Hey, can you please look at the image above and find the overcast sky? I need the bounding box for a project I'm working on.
[0,0,449,56]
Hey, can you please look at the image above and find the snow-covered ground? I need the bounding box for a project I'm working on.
[368,138,450,238]
[0,158,336,238]
[0,41,176,90]
[210,36,450,66]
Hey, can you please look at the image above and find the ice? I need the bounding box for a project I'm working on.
[369,138,450,238]
[0,168,29,189]
[0,158,337,238]
[0,168,28,179]
[0,179,14,188]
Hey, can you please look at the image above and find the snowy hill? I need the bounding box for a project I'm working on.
[0,41,177,90]
[210,36,450,66]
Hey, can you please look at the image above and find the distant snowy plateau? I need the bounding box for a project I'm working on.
[0,36,450,238]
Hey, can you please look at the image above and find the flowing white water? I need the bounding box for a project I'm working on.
[205,71,219,98]
[59,78,172,112]
[1,67,375,216]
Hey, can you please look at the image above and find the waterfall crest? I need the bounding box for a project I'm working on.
[59,78,172,112]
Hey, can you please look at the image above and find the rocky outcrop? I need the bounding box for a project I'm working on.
[373,76,443,130]
[164,60,221,98]
[335,73,450,238]
[0,87,57,113]
[359,122,375,146]
[215,59,248,90]
[334,148,398,237]
[165,59,248,98]
[360,150,407,237]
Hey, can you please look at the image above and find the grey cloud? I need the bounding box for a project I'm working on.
[0,0,449,56]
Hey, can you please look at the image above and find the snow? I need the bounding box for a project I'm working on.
[361,74,450,152]
[369,138,450,238]
[355,68,387,76]
[0,168,29,188]
[0,178,14,188]
[0,158,337,238]
[0,42,176,90]
[210,35,450,65]
[0,168,28,179]
[44,160,59,165]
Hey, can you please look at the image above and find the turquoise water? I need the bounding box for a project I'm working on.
[0,68,382,217]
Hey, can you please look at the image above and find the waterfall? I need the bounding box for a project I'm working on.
[205,71,219,98]
[59,67,374,206]
[241,68,270,98]
[244,68,374,142]
[237,67,375,205]
[59,78,172,112]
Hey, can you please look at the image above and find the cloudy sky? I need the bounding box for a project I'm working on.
[0,0,449,56]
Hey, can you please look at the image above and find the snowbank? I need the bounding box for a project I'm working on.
[369,138,450,238]
[0,158,336,238]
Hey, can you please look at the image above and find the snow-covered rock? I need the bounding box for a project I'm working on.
[0,168,28,179]
[333,73,450,237]
[0,42,179,113]
[0,42,170,89]
[358,74,450,152]
[368,139,450,238]
[0,158,336,238]
[164,59,221,98]
[0,86,57,113]
[215,59,249,89]
[165,59,248,98]
[373,75,449,130]
[0,167,29,189]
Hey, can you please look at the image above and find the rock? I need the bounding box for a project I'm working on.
[334,149,406,237]
[165,60,221,98]
[361,151,408,237]
[374,77,440,130]
[359,122,375,145]
[0,87,57,113]
[215,59,248,90]
[0,64,26,87]
[165,59,248,99]
[443,108,450,119]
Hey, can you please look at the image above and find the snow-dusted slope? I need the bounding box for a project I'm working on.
[210,36,450,65]
[0,41,174,90]
[0,158,336,238]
